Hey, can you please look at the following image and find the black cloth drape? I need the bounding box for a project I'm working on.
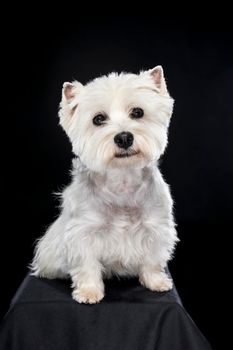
[0,274,213,350]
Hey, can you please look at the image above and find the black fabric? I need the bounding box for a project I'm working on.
[0,274,212,350]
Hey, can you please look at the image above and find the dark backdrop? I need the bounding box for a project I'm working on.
[1,10,232,350]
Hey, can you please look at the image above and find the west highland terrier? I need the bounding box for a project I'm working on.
[31,66,178,304]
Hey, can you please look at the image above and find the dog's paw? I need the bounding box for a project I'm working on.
[72,287,104,304]
[140,272,173,292]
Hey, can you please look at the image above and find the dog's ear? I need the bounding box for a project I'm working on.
[59,81,84,133]
[62,81,83,110]
[63,82,76,101]
[149,66,168,94]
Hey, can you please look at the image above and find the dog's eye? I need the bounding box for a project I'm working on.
[130,107,144,119]
[93,114,107,126]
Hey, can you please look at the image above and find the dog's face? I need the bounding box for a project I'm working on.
[59,66,174,172]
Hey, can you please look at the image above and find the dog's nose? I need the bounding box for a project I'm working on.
[114,132,134,149]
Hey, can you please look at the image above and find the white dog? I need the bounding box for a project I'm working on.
[31,66,178,304]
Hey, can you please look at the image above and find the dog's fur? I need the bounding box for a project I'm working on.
[31,66,178,304]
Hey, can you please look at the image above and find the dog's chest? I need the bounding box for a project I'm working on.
[100,206,146,264]
[94,167,149,205]
[106,205,143,227]
[89,167,154,264]
[106,174,140,195]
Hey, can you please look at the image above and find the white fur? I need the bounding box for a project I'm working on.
[31,66,178,304]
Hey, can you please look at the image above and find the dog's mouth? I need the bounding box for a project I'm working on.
[115,150,140,158]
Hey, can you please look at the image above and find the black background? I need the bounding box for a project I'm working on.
[1,8,232,350]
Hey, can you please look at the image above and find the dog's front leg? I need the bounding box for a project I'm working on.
[139,262,173,292]
[139,218,177,292]
[71,259,105,304]
[139,234,174,292]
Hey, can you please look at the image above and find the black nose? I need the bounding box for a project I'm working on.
[114,131,134,149]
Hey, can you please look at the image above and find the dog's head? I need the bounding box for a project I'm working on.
[59,66,174,172]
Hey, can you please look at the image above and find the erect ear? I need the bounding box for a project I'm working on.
[149,66,168,94]
[62,81,83,110]
[59,80,84,133]
[63,82,76,101]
